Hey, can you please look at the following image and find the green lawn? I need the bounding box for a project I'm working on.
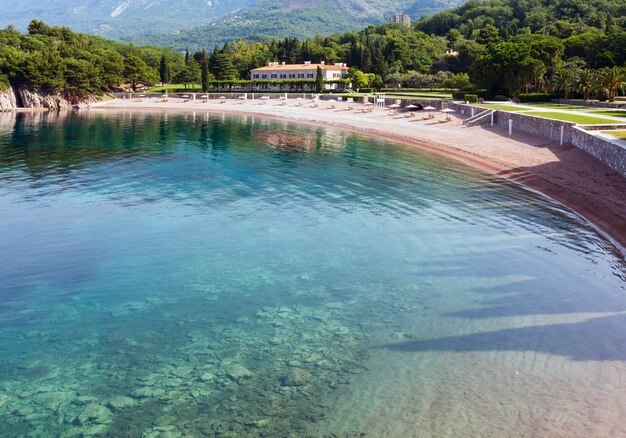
[478,104,531,112]
[143,83,202,93]
[606,130,626,139]
[524,103,589,110]
[524,111,616,124]
[582,109,626,118]
[385,93,449,99]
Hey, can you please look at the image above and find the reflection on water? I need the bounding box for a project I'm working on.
[0,110,624,437]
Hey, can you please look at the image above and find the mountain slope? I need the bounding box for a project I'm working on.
[0,0,257,38]
[129,0,465,50]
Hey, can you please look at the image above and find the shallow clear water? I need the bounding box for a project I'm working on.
[0,110,624,438]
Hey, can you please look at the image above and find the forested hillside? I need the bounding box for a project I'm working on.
[2,0,626,103]
[129,0,464,51]
[0,21,182,94]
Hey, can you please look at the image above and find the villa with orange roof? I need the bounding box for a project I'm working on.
[250,61,349,91]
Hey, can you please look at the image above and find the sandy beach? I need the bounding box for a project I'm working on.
[92,97,626,255]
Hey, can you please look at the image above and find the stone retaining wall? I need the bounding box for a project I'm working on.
[571,128,626,176]
[494,111,575,143]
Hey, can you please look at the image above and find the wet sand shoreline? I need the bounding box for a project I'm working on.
[91,98,626,256]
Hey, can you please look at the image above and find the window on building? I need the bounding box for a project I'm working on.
[253,74,259,79]
[280,74,287,79]
[289,74,296,79]
[298,73,304,78]
[307,73,314,78]
[262,74,267,79]
[271,74,277,79]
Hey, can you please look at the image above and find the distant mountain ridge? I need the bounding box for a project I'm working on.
[0,0,257,37]
[130,0,466,50]
[0,0,466,50]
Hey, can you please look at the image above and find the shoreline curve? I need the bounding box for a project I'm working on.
[89,100,626,257]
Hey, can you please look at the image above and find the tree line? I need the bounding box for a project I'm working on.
[1,0,625,100]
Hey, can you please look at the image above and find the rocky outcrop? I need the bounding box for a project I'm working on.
[0,87,17,111]
[17,88,97,110]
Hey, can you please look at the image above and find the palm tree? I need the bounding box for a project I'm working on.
[551,68,578,99]
[576,68,597,101]
[597,66,626,102]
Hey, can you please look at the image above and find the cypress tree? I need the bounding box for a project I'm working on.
[200,49,210,92]
[315,65,324,93]
[159,54,171,86]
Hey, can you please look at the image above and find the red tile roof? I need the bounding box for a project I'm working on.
[251,63,349,72]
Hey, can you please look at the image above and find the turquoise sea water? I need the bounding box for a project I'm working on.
[0,110,624,437]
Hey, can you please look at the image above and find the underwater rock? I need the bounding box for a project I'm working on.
[283,368,312,387]
[171,366,193,378]
[73,396,96,406]
[108,396,136,411]
[62,424,109,438]
[0,393,8,408]
[245,418,271,428]
[132,387,166,398]
[226,364,253,381]
[200,372,216,382]
[21,363,60,380]
[155,415,177,427]
[76,404,113,425]
[33,391,75,411]
[142,425,182,438]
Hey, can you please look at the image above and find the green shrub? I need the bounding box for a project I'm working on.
[360,87,374,93]
[517,93,563,103]
[493,95,511,101]
[464,94,478,103]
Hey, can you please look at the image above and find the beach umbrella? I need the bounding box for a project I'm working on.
[239,95,246,100]
[388,103,401,108]
[261,95,270,100]
[219,96,227,99]
[423,105,436,116]
[441,108,455,120]
[364,102,374,106]
[405,104,419,111]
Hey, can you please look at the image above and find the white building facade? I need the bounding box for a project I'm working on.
[390,14,411,27]
[250,62,349,91]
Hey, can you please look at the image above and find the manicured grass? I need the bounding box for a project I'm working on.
[478,104,531,112]
[582,109,626,118]
[523,111,617,124]
[144,84,202,93]
[606,130,626,139]
[524,103,588,110]
[386,93,449,99]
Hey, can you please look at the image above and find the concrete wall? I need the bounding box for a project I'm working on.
[571,128,626,177]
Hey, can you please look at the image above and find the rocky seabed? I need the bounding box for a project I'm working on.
[0,87,96,111]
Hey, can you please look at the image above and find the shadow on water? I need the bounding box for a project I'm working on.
[383,312,626,361]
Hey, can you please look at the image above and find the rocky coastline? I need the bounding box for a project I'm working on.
[0,86,97,111]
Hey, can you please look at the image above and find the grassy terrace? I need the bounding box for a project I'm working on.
[607,130,626,139]
[584,109,626,118]
[523,111,617,124]
[479,104,531,112]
